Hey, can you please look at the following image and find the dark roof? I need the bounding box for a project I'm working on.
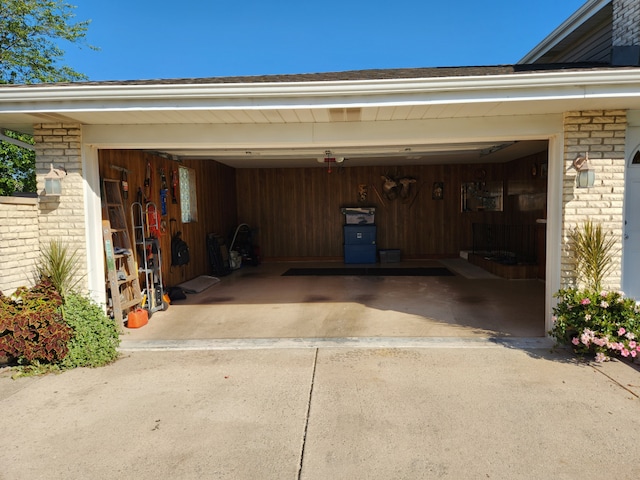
[0,62,631,87]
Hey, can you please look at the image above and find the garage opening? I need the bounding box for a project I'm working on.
[98,140,548,339]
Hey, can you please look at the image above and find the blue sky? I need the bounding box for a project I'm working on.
[63,0,587,81]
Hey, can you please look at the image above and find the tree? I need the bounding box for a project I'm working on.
[0,130,35,196]
[0,1,94,196]
[0,0,95,84]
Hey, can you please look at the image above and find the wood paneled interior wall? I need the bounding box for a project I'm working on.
[504,151,548,225]
[99,150,237,288]
[235,159,547,260]
[98,148,548,292]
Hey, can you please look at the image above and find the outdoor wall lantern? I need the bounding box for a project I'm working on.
[573,153,595,188]
[44,164,67,196]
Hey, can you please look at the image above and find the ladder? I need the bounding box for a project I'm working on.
[102,179,143,322]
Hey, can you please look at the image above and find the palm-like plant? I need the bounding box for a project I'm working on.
[569,221,617,292]
[36,240,84,298]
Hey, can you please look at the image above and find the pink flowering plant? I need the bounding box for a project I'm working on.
[550,288,640,363]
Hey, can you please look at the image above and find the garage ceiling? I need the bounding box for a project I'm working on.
[164,139,550,169]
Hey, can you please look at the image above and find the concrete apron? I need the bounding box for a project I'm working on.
[119,259,547,351]
[1,347,638,480]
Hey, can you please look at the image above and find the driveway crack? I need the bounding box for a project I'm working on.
[591,364,639,399]
[297,347,318,479]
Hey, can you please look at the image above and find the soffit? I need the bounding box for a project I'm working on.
[1,65,639,167]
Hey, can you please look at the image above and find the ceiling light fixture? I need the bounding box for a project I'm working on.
[317,150,344,173]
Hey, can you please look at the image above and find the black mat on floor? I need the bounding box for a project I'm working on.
[282,267,454,277]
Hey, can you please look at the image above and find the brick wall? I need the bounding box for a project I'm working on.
[561,110,627,291]
[34,123,89,293]
[0,196,39,295]
[613,0,640,46]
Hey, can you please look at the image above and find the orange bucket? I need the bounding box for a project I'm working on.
[127,308,148,328]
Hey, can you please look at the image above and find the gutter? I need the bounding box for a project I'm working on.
[0,68,639,112]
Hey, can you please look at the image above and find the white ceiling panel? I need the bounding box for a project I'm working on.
[293,109,315,123]
[260,109,285,123]
[311,109,330,123]
[277,109,302,123]
[390,106,415,121]
[360,107,379,122]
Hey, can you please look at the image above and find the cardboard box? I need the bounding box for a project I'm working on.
[342,207,375,224]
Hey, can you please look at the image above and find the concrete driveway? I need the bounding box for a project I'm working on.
[1,341,639,479]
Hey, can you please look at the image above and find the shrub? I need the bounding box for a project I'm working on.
[569,220,617,292]
[60,293,120,368]
[36,239,84,298]
[550,220,637,363]
[551,288,640,362]
[0,280,73,364]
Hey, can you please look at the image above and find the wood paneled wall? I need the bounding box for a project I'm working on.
[99,150,237,288]
[235,162,518,260]
[504,151,548,225]
[98,148,549,293]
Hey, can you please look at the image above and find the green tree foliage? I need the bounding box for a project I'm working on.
[0,0,95,84]
[0,129,35,196]
[0,1,95,196]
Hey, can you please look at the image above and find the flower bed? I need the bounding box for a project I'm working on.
[551,289,640,363]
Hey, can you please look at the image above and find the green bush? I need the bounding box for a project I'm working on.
[0,280,73,364]
[60,293,120,368]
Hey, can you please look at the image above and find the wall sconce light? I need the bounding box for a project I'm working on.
[44,164,67,196]
[573,153,595,188]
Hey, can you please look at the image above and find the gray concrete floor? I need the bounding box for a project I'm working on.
[121,259,546,345]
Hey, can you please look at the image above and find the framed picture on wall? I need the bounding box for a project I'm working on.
[461,181,503,212]
[432,182,444,200]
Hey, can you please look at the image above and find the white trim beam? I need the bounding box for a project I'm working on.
[82,115,563,152]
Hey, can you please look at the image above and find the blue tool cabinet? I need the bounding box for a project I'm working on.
[343,225,377,264]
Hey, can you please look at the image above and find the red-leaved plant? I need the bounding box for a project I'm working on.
[0,280,73,364]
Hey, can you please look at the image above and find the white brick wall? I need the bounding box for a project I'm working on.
[613,0,640,46]
[0,196,39,295]
[34,123,89,293]
[561,110,627,291]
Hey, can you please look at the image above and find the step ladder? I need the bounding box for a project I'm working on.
[102,178,142,323]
